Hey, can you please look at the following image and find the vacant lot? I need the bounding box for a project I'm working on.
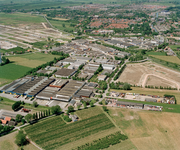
[118,62,180,89]
[111,87,180,104]
[146,75,177,88]
[109,107,180,150]
[24,113,115,150]
[0,130,38,150]
[150,55,180,65]
[0,63,31,80]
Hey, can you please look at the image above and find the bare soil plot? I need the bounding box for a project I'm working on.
[118,62,180,89]
[0,131,39,150]
[52,18,69,21]
[146,75,177,88]
[109,107,180,150]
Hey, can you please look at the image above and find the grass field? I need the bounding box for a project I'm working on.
[0,96,50,113]
[75,106,103,120]
[169,45,180,51]
[146,52,167,56]
[0,12,45,26]
[150,55,180,65]
[0,63,31,80]
[111,87,180,105]
[7,53,60,68]
[24,113,115,150]
[49,19,75,32]
[109,107,180,150]
[0,131,39,150]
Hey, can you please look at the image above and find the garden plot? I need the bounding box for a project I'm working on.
[117,62,180,90]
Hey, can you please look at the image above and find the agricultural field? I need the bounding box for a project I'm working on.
[118,62,180,90]
[0,63,31,80]
[109,107,180,150]
[150,55,180,65]
[0,130,38,150]
[111,87,180,104]
[7,53,60,68]
[24,113,115,150]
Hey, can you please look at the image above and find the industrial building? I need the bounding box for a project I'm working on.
[1,76,55,97]
[54,80,85,102]
[54,68,76,78]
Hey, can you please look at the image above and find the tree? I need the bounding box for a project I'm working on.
[16,114,23,122]
[51,105,61,115]
[77,105,81,110]
[35,112,38,119]
[90,101,94,107]
[12,101,21,111]
[33,101,38,107]
[122,83,131,90]
[33,114,36,120]
[15,130,27,146]
[25,114,32,123]
[67,106,74,113]
[83,102,87,109]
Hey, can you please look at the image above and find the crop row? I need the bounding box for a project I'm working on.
[73,131,128,150]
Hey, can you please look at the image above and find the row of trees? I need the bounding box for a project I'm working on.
[145,85,177,90]
[114,64,126,80]
[109,82,131,90]
[94,64,103,75]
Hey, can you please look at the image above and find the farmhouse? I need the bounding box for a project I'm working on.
[54,68,76,78]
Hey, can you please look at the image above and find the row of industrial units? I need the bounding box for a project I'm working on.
[1,76,94,102]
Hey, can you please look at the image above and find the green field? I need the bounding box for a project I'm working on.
[75,106,103,120]
[0,63,31,80]
[146,52,167,56]
[169,45,180,51]
[49,19,75,32]
[7,53,60,68]
[0,96,50,113]
[24,113,114,150]
[0,12,45,26]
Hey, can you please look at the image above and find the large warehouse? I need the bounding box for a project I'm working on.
[1,76,55,97]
